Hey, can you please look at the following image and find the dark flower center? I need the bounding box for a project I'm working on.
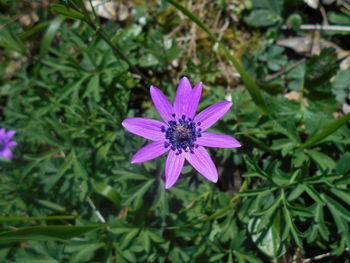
[161,114,202,155]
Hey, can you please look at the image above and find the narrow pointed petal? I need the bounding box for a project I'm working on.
[194,101,232,131]
[0,128,5,138]
[0,149,13,159]
[7,141,17,147]
[185,146,218,183]
[196,132,241,148]
[173,77,192,118]
[122,118,165,141]
[131,140,169,163]
[4,130,16,141]
[150,86,173,123]
[165,150,185,189]
[186,82,202,119]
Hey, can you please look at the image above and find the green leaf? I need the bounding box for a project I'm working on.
[336,152,350,174]
[139,230,151,253]
[328,11,350,25]
[332,69,350,103]
[244,0,282,27]
[70,243,104,263]
[302,113,350,148]
[39,16,65,58]
[36,199,66,212]
[245,9,281,27]
[248,215,287,258]
[282,206,302,247]
[323,195,349,234]
[43,151,74,192]
[121,228,140,249]
[139,54,159,67]
[0,23,26,53]
[84,75,101,101]
[238,187,277,197]
[51,4,86,20]
[305,47,338,90]
[233,250,263,263]
[323,194,350,221]
[0,225,104,243]
[306,149,336,170]
[287,185,305,201]
[73,151,88,178]
[20,20,51,40]
[302,184,323,204]
[330,188,350,206]
[93,182,121,207]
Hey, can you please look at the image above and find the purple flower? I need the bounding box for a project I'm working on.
[0,128,17,159]
[122,77,241,189]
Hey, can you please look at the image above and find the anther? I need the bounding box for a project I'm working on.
[197,122,201,126]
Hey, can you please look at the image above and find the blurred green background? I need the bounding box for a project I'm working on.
[1,0,350,262]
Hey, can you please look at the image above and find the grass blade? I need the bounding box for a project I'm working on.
[165,0,269,116]
[301,113,350,148]
[0,225,105,243]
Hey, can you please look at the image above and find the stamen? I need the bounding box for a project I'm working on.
[161,115,200,154]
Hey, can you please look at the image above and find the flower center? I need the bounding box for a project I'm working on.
[174,124,190,142]
[161,114,202,154]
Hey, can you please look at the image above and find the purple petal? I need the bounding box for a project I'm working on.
[173,77,192,118]
[0,128,5,138]
[194,101,232,131]
[185,146,218,183]
[122,118,165,141]
[0,148,13,159]
[6,141,17,147]
[165,150,185,189]
[186,82,202,119]
[4,130,16,141]
[196,132,241,148]
[150,86,173,123]
[131,140,169,163]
